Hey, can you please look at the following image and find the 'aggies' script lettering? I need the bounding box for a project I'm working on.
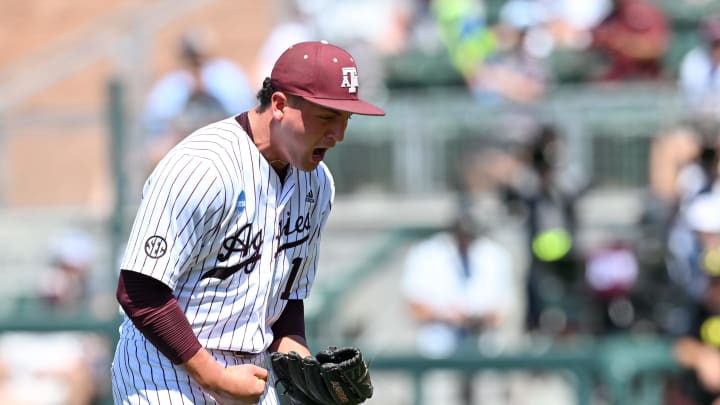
[201,224,262,280]
[276,211,311,255]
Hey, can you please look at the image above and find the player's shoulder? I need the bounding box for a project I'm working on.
[181,117,246,146]
[169,117,252,164]
[310,162,335,198]
[313,162,334,183]
[155,117,247,177]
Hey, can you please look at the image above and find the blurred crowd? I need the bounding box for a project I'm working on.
[305,0,720,403]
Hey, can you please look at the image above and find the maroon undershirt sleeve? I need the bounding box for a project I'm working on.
[116,270,202,364]
[272,299,306,341]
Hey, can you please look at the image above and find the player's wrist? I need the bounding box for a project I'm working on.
[181,348,224,390]
[270,334,309,355]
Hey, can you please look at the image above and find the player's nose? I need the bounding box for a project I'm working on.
[326,127,345,143]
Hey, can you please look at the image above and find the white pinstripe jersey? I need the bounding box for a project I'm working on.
[118,115,334,353]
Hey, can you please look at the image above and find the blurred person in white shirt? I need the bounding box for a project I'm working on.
[401,213,518,358]
[143,30,256,169]
[401,212,519,404]
[253,0,317,85]
[679,14,720,115]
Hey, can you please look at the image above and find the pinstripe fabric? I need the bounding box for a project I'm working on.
[111,335,279,405]
[113,116,334,403]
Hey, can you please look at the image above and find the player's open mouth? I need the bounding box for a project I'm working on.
[312,148,327,162]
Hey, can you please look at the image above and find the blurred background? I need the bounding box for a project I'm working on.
[4,0,720,404]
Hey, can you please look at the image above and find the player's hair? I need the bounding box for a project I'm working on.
[256,77,274,111]
[256,77,304,112]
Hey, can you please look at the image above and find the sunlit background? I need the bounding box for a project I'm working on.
[2,0,720,404]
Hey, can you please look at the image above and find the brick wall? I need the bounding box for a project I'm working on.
[1,1,273,207]
[0,1,136,66]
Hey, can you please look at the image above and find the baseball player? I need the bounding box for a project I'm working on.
[111,41,385,405]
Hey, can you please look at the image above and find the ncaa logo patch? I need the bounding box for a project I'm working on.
[236,191,246,214]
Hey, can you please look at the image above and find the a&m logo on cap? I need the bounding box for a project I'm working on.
[341,67,359,93]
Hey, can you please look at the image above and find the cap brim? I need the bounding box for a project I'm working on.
[302,96,386,116]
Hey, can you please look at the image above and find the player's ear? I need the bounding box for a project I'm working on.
[271,92,288,121]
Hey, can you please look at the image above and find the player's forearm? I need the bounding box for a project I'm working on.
[117,270,202,364]
[181,347,225,390]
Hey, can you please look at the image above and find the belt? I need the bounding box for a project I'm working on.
[231,350,257,356]
[211,348,260,357]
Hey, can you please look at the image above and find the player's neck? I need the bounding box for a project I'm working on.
[270,160,289,181]
[248,109,289,179]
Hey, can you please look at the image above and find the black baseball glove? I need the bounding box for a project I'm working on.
[270,346,373,405]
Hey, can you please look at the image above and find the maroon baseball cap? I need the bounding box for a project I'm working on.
[270,41,385,116]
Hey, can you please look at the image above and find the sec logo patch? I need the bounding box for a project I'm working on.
[145,236,167,258]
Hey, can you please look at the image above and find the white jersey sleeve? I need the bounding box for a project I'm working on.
[120,151,226,289]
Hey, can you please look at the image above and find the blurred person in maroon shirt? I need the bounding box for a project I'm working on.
[591,0,670,81]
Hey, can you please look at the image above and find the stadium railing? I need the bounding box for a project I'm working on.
[306,226,682,405]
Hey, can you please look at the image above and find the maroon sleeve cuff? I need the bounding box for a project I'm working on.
[272,299,306,340]
[117,270,202,364]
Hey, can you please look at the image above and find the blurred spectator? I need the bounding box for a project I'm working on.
[590,0,670,81]
[541,0,612,50]
[647,122,713,226]
[669,192,720,405]
[679,14,720,115]
[382,0,471,89]
[0,332,109,405]
[0,230,109,405]
[669,188,720,304]
[38,229,96,312]
[0,249,111,404]
[533,0,612,83]
[299,0,411,53]
[401,212,517,404]
[298,0,410,103]
[653,120,720,303]
[401,213,518,358]
[470,0,552,105]
[142,30,255,168]
[430,0,498,86]
[253,0,317,85]
[395,0,444,55]
[500,123,590,335]
[584,239,640,334]
[643,119,715,285]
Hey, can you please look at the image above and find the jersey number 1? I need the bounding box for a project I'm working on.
[281,257,303,300]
